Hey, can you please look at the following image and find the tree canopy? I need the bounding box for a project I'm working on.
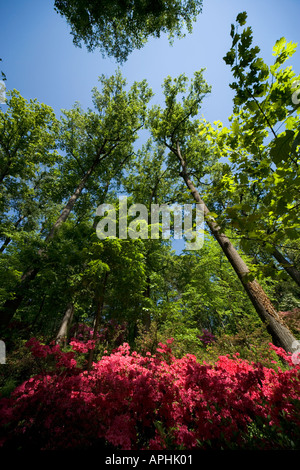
[54,0,203,62]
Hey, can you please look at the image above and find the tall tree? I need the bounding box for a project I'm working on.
[148,70,297,352]
[210,12,300,286]
[0,72,152,329]
[0,90,59,316]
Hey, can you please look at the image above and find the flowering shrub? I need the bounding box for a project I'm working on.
[69,339,96,353]
[198,329,217,346]
[0,338,299,450]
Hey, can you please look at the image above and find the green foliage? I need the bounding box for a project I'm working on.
[148,70,211,153]
[202,13,300,284]
[0,91,60,306]
[202,322,280,367]
[0,71,154,335]
[54,0,203,62]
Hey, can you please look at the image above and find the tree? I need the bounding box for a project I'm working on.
[209,12,300,287]
[148,70,297,352]
[54,0,203,62]
[0,72,153,329]
[0,89,60,255]
[0,90,59,318]
[56,302,75,346]
[122,142,185,329]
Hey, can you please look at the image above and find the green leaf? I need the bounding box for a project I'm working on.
[285,228,299,240]
[232,33,240,47]
[291,129,300,154]
[272,37,286,56]
[236,11,247,26]
[270,130,295,163]
[230,24,235,38]
[232,120,240,135]
[247,100,258,112]
[223,49,236,66]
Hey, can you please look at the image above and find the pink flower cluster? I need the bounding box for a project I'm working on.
[25,337,77,368]
[0,338,299,450]
[69,339,96,353]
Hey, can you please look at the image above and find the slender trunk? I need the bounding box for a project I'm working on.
[87,301,102,372]
[0,151,104,329]
[174,142,297,352]
[32,292,47,329]
[87,272,108,371]
[45,155,103,242]
[56,302,75,346]
[272,247,300,287]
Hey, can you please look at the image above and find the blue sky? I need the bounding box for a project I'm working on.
[1,0,299,126]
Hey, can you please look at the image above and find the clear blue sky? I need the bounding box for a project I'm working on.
[1,0,299,126]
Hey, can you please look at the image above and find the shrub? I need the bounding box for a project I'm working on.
[0,338,299,450]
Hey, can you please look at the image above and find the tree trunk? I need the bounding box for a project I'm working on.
[45,154,103,242]
[56,302,75,346]
[174,142,297,353]
[0,150,104,329]
[272,246,300,287]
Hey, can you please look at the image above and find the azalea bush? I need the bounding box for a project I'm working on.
[0,337,299,450]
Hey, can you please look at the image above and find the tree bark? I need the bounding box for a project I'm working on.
[56,302,75,346]
[45,153,104,242]
[174,142,297,353]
